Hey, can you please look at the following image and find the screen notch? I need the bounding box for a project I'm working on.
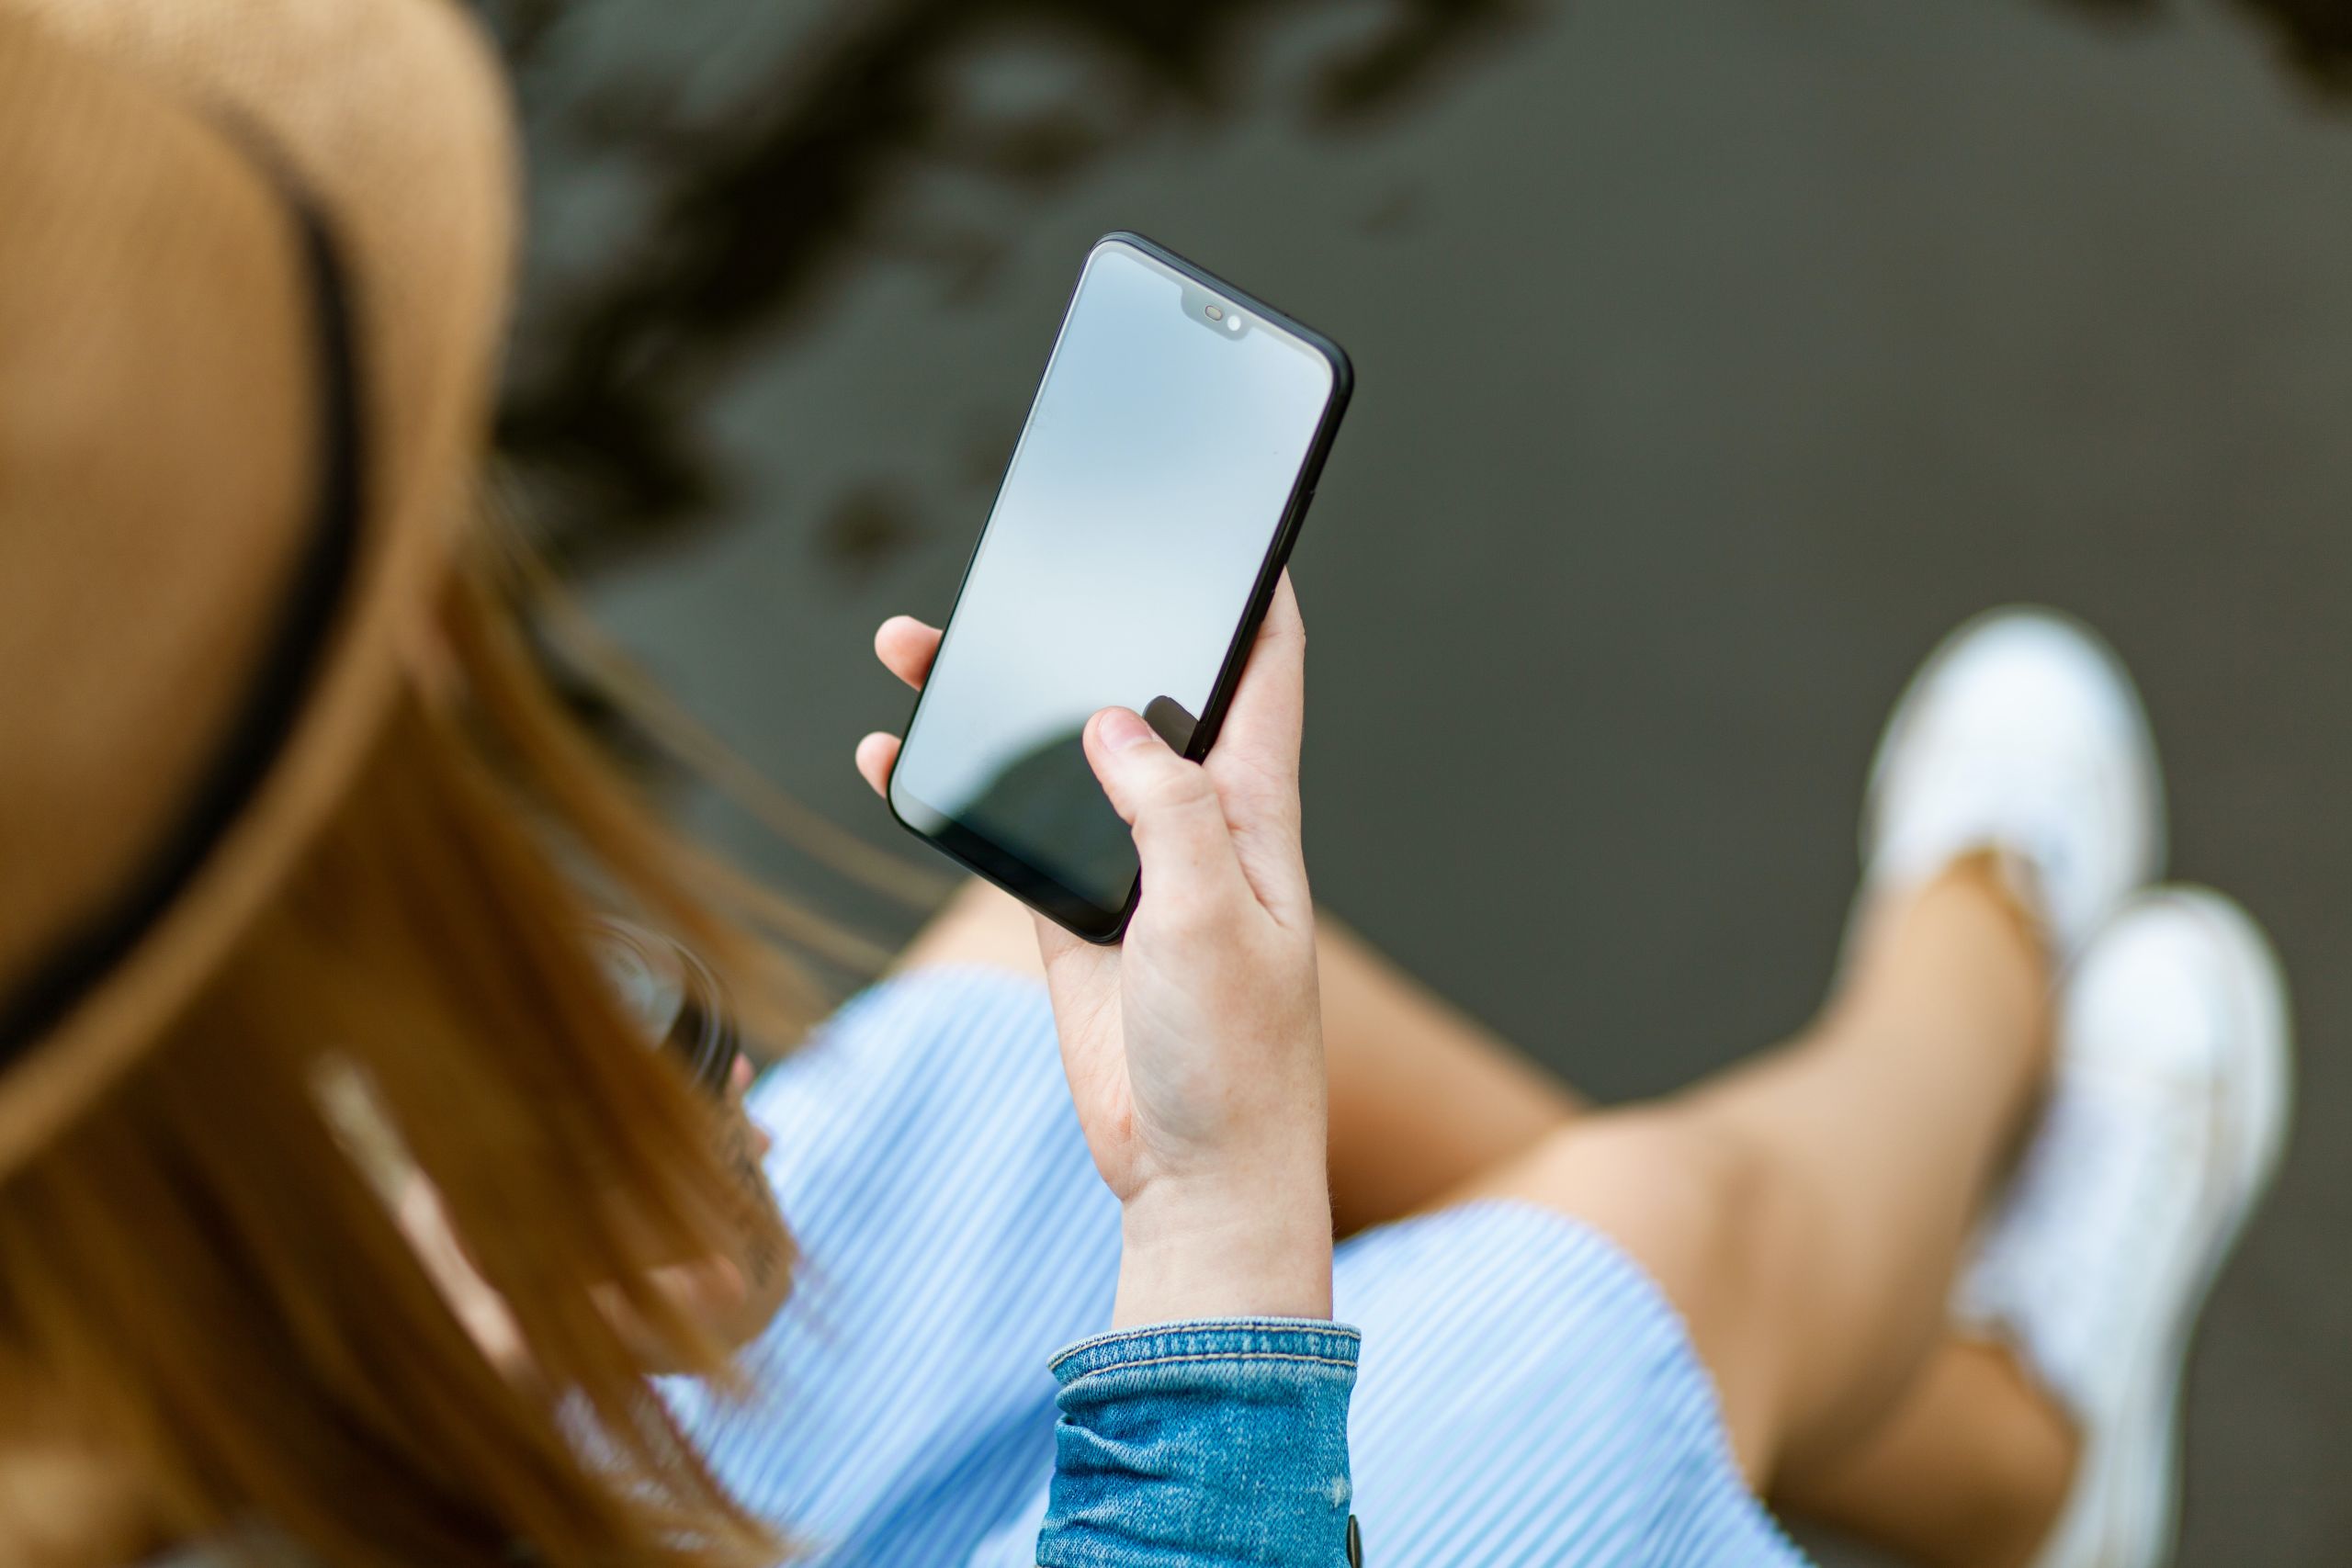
[1178,277,1252,342]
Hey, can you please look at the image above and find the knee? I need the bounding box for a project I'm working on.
[1482,1111,1804,1482]
[1498,1111,1791,1310]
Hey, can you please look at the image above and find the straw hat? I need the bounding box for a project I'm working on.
[0,0,517,1172]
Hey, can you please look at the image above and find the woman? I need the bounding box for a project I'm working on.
[0,3,2290,1566]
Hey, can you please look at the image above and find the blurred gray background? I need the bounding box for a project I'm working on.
[485,1,2352,1560]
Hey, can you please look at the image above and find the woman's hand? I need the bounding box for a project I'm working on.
[856,576,1331,1325]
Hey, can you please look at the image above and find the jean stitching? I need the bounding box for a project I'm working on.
[1050,1320,1362,1372]
[1066,1349,1360,1378]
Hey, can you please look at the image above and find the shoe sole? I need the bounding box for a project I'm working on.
[2060,888,2292,1568]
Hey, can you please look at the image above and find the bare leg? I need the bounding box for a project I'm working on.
[895,880,1581,1235]
[1777,1337,2076,1568]
[1443,857,2064,1493]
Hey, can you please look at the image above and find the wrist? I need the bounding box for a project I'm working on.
[1113,1173,1334,1327]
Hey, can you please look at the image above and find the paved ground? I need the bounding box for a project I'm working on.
[494,1,2352,1559]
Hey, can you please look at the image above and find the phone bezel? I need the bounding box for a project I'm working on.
[885,230,1353,942]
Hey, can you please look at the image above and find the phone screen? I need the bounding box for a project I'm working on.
[888,235,1348,939]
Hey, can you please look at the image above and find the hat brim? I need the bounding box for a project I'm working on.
[0,0,516,1171]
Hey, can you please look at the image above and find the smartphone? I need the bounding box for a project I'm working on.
[887,231,1351,942]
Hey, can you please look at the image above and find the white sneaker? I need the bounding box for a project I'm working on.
[1860,609,2165,960]
[1958,889,2294,1568]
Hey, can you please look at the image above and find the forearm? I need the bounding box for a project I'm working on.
[1113,1164,1334,1327]
[1051,1168,1350,1562]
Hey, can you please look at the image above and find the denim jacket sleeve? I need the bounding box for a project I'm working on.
[1034,1317,1362,1567]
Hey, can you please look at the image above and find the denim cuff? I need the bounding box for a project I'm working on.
[1037,1318,1361,1568]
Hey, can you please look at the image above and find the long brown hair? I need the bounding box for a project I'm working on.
[0,522,898,1567]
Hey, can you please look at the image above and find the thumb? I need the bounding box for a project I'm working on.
[1084,706,1250,915]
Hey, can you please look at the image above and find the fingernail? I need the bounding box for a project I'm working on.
[1096,706,1157,752]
